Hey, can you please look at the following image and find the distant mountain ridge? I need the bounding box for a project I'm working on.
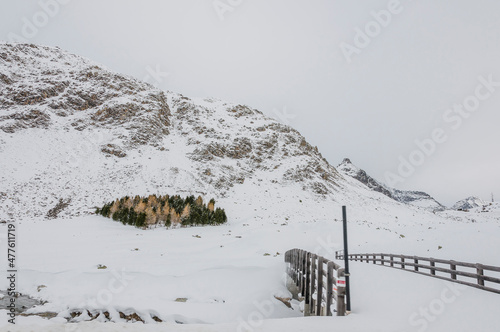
[452,196,486,211]
[337,158,445,211]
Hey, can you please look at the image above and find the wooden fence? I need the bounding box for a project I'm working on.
[285,248,346,316]
[336,251,500,294]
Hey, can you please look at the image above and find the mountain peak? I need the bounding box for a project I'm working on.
[341,158,352,165]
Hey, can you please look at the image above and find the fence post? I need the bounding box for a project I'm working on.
[300,250,305,297]
[310,254,317,315]
[336,268,346,316]
[373,254,376,264]
[305,252,311,316]
[414,256,419,272]
[430,258,435,275]
[295,250,299,285]
[381,254,384,266]
[476,263,484,286]
[285,251,289,276]
[450,261,457,280]
[316,256,324,316]
[326,261,333,316]
[296,250,300,284]
[401,256,405,269]
[390,255,394,267]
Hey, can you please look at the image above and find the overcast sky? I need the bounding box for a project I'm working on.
[1,0,499,206]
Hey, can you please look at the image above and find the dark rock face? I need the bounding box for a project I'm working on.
[0,109,51,133]
[452,197,485,211]
[338,158,445,211]
[0,43,171,146]
[352,168,393,198]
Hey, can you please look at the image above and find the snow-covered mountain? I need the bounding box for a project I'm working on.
[337,158,445,211]
[0,42,351,222]
[0,43,454,225]
[452,196,486,211]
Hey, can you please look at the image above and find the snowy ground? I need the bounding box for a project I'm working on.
[1,202,499,331]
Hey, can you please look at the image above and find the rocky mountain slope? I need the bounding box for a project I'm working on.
[0,42,355,221]
[337,158,445,211]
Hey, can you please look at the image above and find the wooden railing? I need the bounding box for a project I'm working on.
[336,251,500,294]
[285,248,346,316]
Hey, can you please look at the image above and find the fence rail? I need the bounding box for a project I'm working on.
[285,248,346,316]
[336,251,500,294]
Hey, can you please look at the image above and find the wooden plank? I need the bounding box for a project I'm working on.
[481,264,500,273]
[450,261,457,280]
[326,261,334,316]
[296,250,300,291]
[310,254,317,315]
[316,256,324,316]
[403,263,500,282]
[430,258,436,276]
[477,264,485,287]
[336,268,346,316]
[304,252,311,316]
[301,250,306,297]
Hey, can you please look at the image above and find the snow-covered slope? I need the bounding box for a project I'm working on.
[337,158,445,211]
